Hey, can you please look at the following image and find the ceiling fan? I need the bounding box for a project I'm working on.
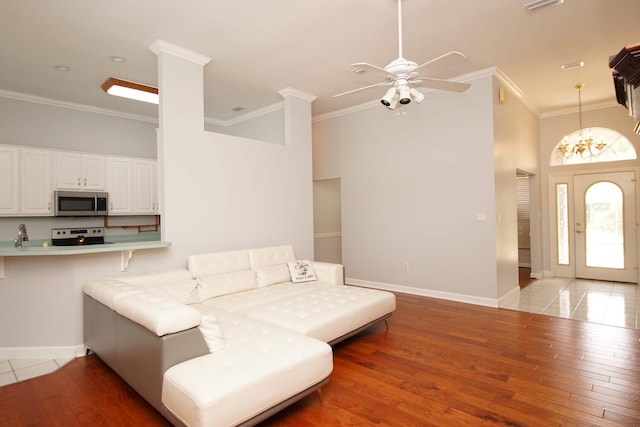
[333,0,471,109]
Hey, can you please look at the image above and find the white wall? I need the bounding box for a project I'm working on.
[492,77,540,298]
[0,96,157,158]
[313,73,499,305]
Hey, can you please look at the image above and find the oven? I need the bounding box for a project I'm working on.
[51,227,105,246]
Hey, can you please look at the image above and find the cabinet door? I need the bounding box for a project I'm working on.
[21,149,52,215]
[133,160,157,214]
[0,146,20,215]
[54,152,82,189]
[106,157,133,215]
[83,155,105,190]
[54,152,105,190]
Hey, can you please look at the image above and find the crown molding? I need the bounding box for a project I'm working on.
[148,39,211,66]
[0,89,158,124]
[539,100,620,118]
[278,87,317,102]
[205,102,284,127]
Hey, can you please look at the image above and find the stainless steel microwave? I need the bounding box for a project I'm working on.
[54,190,109,216]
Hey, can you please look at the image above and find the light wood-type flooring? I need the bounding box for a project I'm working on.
[1,292,639,426]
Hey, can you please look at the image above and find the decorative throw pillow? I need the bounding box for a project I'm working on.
[256,264,291,287]
[287,260,317,283]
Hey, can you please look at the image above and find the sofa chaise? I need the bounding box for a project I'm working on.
[83,245,396,426]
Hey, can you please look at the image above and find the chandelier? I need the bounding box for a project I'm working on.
[557,83,608,159]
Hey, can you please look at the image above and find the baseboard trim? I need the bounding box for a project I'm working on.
[0,345,86,360]
[347,278,499,308]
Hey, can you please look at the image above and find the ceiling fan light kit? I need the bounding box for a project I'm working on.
[333,0,470,111]
[101,77,159,104]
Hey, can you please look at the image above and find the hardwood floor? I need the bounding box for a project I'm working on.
[519,266,536,288]
[1,292,639,426]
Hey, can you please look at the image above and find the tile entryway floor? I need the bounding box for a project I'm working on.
[501,276,640,329]
[0,358,73,387]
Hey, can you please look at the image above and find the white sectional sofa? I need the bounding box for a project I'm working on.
[83,245,396,426]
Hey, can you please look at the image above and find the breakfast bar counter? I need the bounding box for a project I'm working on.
[0,237,171,278]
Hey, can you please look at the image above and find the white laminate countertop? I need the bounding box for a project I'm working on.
[0,240,170,257]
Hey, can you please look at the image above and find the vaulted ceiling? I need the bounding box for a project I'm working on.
[1,0,639,122]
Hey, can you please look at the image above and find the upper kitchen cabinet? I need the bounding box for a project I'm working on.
[54,152,105,190]
[133,159,157,214]
[20,148,52,215]
[0,146,20,215]
[105,157,158,215]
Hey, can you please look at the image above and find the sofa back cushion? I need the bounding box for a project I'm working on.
[116,269,199,304]
[249,245,295,268]
[255,264,292,287]
[197,270,257,301]
[188,250,251,277]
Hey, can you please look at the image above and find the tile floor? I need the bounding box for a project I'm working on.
[501,276,640,329]
[2,278,637,387]
[0,357,73,387]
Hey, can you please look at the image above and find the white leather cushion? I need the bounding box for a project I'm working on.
[248,245,296,268]
[142,280,200,304]
[188,250,251,277]
[87,279,147,310]
[198,312,224,352]
[197,270,257,301]
[287,260,317,283]
[255,264,291,287]
[118,269,194,286]
[114,293,201,336]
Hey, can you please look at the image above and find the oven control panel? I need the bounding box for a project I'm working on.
[52,227,105,239]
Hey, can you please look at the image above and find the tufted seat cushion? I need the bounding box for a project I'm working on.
[162,309,332,427]
[244,285,397,343]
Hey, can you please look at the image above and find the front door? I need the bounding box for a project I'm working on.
[573,171,637,283]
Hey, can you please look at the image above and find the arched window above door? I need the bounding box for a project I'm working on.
[549,127,636,166]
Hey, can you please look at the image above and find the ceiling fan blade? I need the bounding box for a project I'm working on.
[418,77,471,93]
[351,62,396,80]
[413,51,468,75]
[333,81,392,98]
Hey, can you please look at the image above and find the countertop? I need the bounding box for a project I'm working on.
[0,234,170,257]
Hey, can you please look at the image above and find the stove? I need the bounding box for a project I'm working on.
[51,227,105,246]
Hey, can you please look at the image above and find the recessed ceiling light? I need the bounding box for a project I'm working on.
[561,61,585,70]
[524,0,563,13]
[110,56,126,63]
[53,65,71,71]
[101,77,158,104]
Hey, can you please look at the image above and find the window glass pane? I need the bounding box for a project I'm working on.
[556,183,569,265]
[550,127,636,166]
[585,182,624,269]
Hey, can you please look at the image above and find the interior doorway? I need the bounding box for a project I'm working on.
[313,178,342,264]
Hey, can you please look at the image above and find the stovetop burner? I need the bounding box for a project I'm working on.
[51,227,105,246]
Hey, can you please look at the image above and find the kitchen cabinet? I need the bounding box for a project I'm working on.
[106,157,157,215]
[0,146,20,215]
[133,159,157,214]
[106,157,133,215]
[54,152,105,190]
[20,148,52,215]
